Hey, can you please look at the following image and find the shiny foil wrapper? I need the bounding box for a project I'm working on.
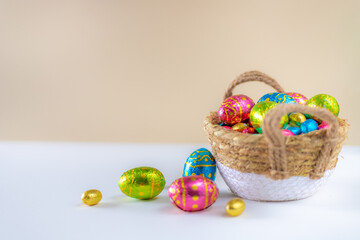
[168,175,219,212]
[183,148,216,181]
[306,94,340,117]
[258,92,297,104]
[118,167,165,200]
[289,112,306,126]
[218,95,254,125]
[300,119,318,134]
[286,92,308,105]
[250,101,289,133]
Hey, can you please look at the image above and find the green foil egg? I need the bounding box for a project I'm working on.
[250,101,289,133]
[306,94,339,117]
[118,167,165,200]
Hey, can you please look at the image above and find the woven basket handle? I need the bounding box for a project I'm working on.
[223,70,285,100]
[262,104,339,180]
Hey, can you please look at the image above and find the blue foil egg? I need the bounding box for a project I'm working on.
[183,148,216,181]
[286,126,302,135]
[300,119,318,134]
[258,92,297,104]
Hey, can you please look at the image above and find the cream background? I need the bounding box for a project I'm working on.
[0,0,359,144]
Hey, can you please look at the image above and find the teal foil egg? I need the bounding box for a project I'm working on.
[300,119,318,134]
[286,126,302,135]
[258,92,297,104]
[183,148,216,181]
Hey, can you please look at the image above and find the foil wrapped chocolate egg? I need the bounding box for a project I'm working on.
[118,167,165,200]
[289,112,306,126]
[81,189,102,206]
[250,101,289,133]
[183,148,216,181]
[286,126,302,135]
[282,129,295,136]
[242,127,256,134]
[218,95,255,125]
[306,94,340,117]
[318,121,330,130]
[258,92,297,104]
[226,198,246,217]
[300,119,318,134]
[232,122,248,132]
[286,92,308,105]
[168,176,219,212]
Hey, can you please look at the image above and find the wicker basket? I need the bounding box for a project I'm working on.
[204,71,349,201]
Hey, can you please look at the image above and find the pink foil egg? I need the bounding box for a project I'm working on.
[168,175,219,212]
[282,129,295,136]
[222,126,232,130]
[286,92,308,105]
[318,121,330,130]
[218,95,255,125]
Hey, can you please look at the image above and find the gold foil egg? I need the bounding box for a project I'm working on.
[232,122,248,132]
[226,198,246,216]
[289,112,306,127]
[81,189,102,206]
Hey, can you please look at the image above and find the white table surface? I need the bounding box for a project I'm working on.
[0,142,359,240]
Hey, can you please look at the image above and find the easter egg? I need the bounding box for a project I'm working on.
[306,94,340,117]
[218,95,255,125]
[282,129,295,136]
[300,119,318,134]
[118,167,165,200]
[258,92,297,104]
[226,198,246,217]
[232,122,248,132]
[286,126,302,135]
[242,127,256,134]
[183,148,216,181]
[222,126,232,130]
[289,112,306,127]
[318,121,330,130]
[286,92,308,105]
[250,101,289,134]
[81,189,102,206]
[168,175,219,212]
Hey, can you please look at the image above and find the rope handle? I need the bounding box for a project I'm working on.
[262,104,339,180]
[223,70,285,100]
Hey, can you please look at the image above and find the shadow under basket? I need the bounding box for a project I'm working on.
[204,71,349,201]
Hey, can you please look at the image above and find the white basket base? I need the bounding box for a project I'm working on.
[217,161,334,201]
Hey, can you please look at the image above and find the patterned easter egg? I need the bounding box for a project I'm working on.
[168,176,219,212]
[218,95,255,125]
[118,167,165,200]
[250,101,289,134]
[306,94,340,117]
[300,119,318,134]
[183,148,216,181]
[286,92,308,105]
[289,112,306,127]
[286,126,302,135]
[258,92,297,104]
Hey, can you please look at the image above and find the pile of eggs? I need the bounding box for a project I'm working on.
[218,92,340,136]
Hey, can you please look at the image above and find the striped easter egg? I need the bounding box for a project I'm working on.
[118,167,165,200]
[168,176,219,212]
[218,95,255,125]
[183,148,216,181]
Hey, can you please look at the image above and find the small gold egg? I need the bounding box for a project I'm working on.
[226,198,245,216]
[81,189,102,206]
